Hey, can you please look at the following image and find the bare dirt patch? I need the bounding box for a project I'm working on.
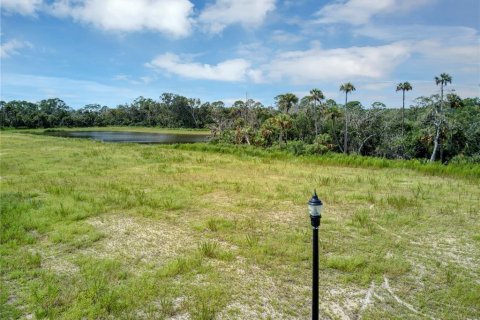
[216,257,374,320]
[83,215,195,266]
[41,255,80,274]
[216,258,292,319]
[32,214,195,275]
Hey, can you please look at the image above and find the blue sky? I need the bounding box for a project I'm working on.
[1,0,479,109]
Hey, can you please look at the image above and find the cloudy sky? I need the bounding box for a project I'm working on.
[1,0,479,108]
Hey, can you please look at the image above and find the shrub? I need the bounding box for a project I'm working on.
[449,154,480,165]
[286,140,307,155]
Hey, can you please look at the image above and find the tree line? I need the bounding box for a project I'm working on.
[1,73,479,163]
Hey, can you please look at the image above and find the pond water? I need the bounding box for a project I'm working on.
[44,131,209,144]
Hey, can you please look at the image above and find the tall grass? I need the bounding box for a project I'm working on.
[167,143,480,180]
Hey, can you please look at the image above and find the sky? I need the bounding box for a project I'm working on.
[1,0,479,109]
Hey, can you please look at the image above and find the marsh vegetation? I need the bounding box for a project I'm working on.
[1,131,479,319]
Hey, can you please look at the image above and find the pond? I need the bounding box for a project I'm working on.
[44,131,209,144]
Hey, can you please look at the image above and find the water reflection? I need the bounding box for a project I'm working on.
[45,131,209,144]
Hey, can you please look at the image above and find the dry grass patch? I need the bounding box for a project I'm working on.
[83,214,195,267]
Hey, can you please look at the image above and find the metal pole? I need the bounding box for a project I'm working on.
[310,214,320,320]
[312,225,319,320]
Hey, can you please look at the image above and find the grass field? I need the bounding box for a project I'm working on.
[1,131,479,319]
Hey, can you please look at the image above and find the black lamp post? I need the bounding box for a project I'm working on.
[308,190,323,320]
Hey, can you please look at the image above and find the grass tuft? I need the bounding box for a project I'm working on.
[326,255,366,272]
[198,241,219,258]
[351,209,376,234]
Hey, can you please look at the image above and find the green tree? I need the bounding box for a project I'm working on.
[430,73,452,162]
[435,73,452,102]
[37,98,72,128]
[187,98,201,128]
[209,101,231,137]
[340,82,356,154]
[308,88,325,136]
[396,81,413,136]
[160,93,193,127]
[274,113,292,145]
[309,88,324,105]
[348,102,387,155]
[0,100,34,127]
[324,101,341,150]
[446,93,463,109]
[75,104,102,127]
[275,93,298,114]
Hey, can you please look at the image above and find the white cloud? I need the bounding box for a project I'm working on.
[1,0,42,15]
[113,74,129,81]
[146,42,413,84]
[361,81,396,91]
[355,25,480,65]
[315,0,433,25]
[235,42,273,64]
[355,25,478,42]
[139,76,153,84]
[113,74,155,85]
[262,42,411,83]
[49,0,194,37]
[147,53,256,82]
[415,40,480,65]
[270,30,303,44]
[0,39,33,58]
[199,0,275,34]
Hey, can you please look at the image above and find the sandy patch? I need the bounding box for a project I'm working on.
[41,256,80,274]
[216,257,376,320]
[82,215,195,265]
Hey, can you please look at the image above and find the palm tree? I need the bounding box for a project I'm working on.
[447,93,463,109]
[325,104,341,149]
[396,82,413,137]
[275,93,298,114]
[435,73,452,103]
[274,114,292,145]
[309,88,325,136]
[309,88,324,105]
[430,73,452,162]
[339,82,356,154]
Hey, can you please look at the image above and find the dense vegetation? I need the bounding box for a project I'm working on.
[2,75,479,163]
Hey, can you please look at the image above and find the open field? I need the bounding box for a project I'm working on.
[1,132,479,319]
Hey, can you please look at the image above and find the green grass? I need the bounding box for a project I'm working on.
[167,143,480,180]
[1,131,479,319]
